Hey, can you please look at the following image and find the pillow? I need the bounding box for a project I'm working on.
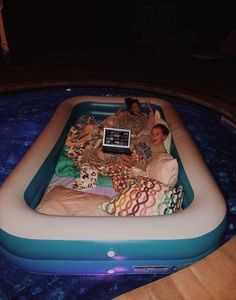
[154,110,171,153]
[101,176,183,216]
[146,153,179,187]
[36,185,111,216]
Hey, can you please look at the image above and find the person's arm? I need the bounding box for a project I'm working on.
[145,99,154,115]
[116,107,125,117]
[145,99,156,129]
[102,108,125,126]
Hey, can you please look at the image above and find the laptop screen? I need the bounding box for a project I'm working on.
[102,127,131,149]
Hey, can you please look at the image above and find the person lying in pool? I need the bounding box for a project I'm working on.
[103,97,155,135]
[119,123,170,170]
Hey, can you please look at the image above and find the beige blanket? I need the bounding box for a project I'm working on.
[36,185,111,216]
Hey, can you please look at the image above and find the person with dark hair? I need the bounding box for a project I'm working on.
[113,97,154,135]
[125,97,143,116]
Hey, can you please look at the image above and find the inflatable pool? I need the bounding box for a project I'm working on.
[0,96,227,275]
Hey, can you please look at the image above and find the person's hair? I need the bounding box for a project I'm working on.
[125,97,142,115]
[152,123,169,137]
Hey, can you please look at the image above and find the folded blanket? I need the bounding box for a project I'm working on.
[55,146,113,188]
[55,146,80,178]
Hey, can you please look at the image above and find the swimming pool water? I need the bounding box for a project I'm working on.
[0,87,236,299]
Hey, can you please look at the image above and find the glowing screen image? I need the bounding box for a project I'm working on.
[103,128,131,148]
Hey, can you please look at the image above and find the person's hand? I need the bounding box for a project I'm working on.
[145,99,154,114]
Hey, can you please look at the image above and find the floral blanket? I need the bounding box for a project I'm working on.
[57,115,145,193]
[38,114,183,217]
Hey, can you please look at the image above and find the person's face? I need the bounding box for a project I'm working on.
[130,102,141,115]
[151,127,166,145]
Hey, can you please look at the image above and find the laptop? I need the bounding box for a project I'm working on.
[102,127,132,155]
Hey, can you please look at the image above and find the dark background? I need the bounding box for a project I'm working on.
[1,0,236,63]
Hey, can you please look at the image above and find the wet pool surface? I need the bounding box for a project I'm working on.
[0,87,236,299]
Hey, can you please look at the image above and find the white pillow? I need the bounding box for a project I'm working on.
[154,110,171,153]
[146,153,178,187]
